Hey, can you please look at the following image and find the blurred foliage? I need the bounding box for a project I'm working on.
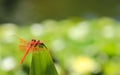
[0,17,120,75]
[0,0,120,24]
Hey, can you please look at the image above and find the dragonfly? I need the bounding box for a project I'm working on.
[18,37,47,64]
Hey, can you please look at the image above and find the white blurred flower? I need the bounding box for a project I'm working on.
[68,21,89,40]
[2,23,17,43]
[43,20,57,32]
[117,27,120,38]
[51,39,65,51]
[0,57,16,71]
[102,25,114,38]
[30,23,44,36]
[71,56,99,74]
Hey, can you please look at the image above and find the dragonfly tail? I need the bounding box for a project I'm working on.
[20,47,31,64]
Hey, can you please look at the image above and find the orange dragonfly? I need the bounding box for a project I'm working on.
[18,37,47,64]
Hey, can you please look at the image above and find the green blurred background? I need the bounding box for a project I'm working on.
[0,0,120,75]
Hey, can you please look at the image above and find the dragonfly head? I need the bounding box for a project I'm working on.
[30,39,36,46]
[31,39,36,42]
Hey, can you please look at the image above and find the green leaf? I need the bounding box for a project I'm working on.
[29,49,58,75]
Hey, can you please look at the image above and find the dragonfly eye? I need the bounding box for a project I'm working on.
[31,39,36,42]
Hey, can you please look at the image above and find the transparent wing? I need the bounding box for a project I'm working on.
[19,45,27,51]
[14,35,28,45]
[18,38,28,45]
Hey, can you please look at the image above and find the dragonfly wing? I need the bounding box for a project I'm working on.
[19,38,28,45]
[15,35,28,45]
[19,45,27,51]
[31,46,40,52]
